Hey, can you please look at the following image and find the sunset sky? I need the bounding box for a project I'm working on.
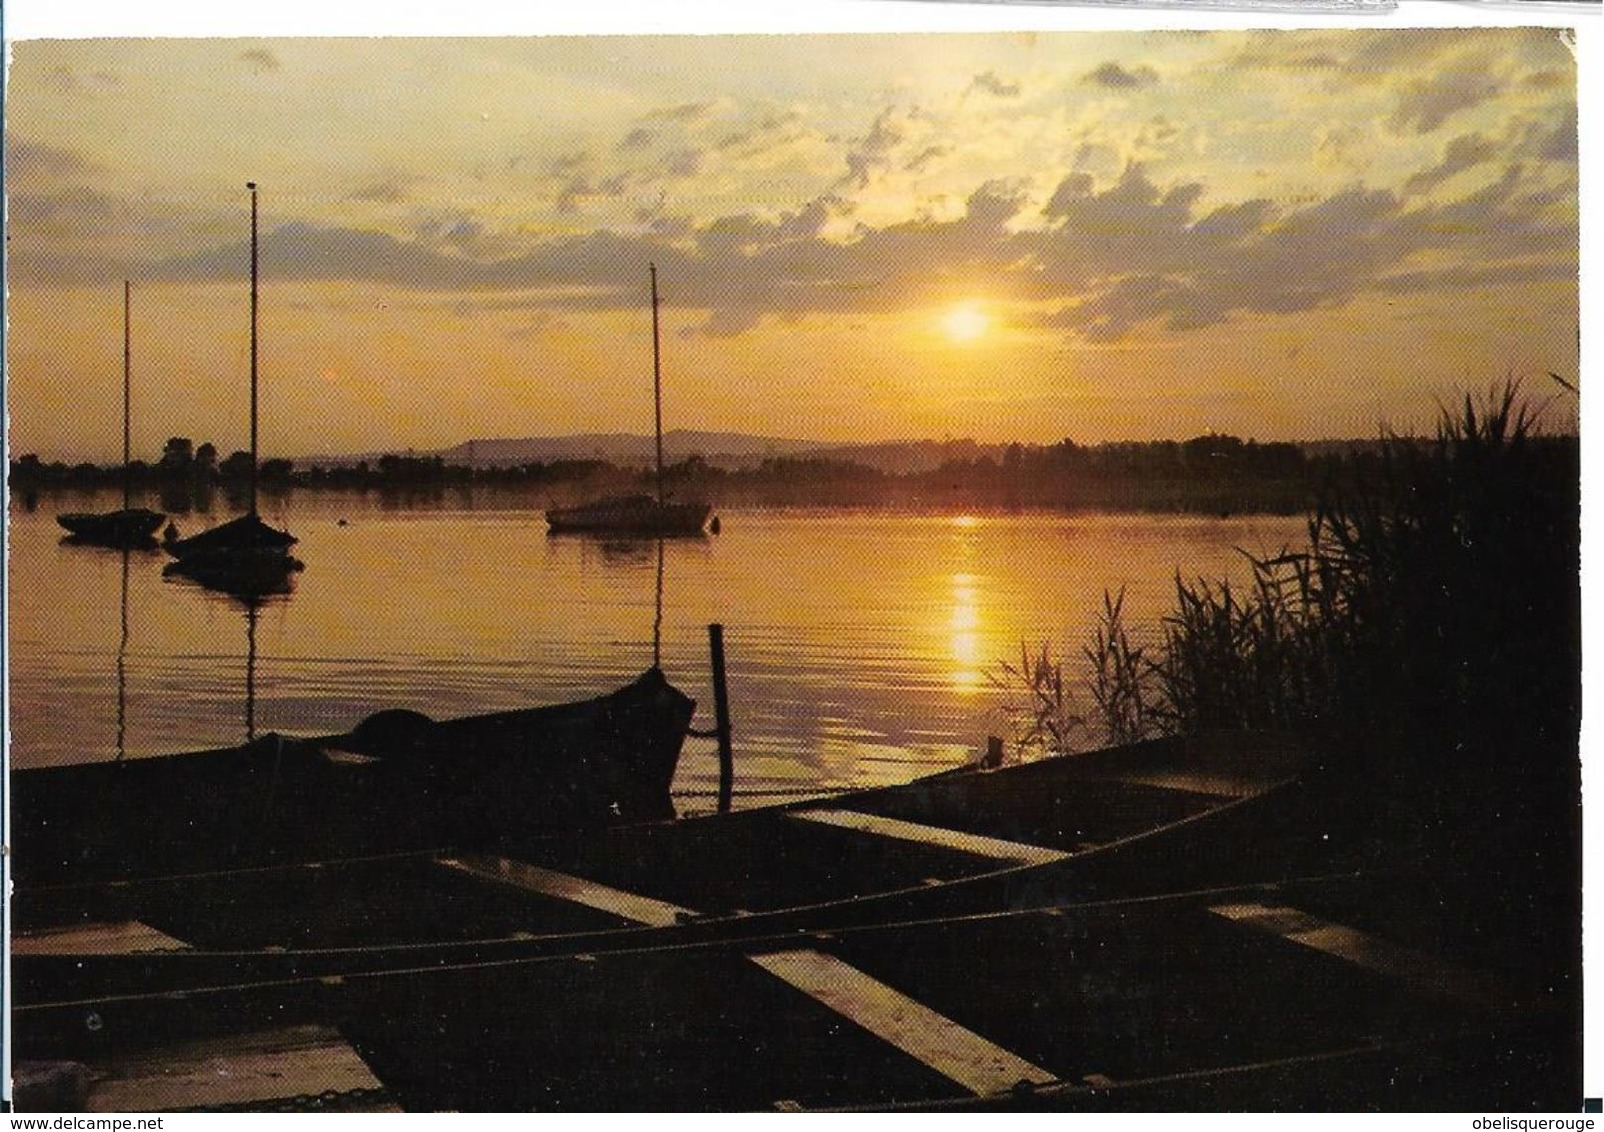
[4,29,1579,462]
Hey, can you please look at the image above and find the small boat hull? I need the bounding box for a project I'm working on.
[8,668,696,887]
[10,733,1313,1051]
[546,496,713,536]
[164,512,298,557]
[57,508,165,548]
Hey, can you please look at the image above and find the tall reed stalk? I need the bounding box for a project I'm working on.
[987,642,1087,759]
[1082,588,1151,746]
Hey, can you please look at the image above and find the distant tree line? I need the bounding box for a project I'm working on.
[10,437,295,490]
[5,430,1511,516]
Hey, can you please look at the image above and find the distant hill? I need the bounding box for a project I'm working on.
[299,431,816,471]
[299,431,1005,474]
[295,432,1384,474]
[807,438,1007,474]
[438,430,826,470]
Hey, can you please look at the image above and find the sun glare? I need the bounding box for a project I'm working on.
[949,572,983,694]
[942,301,989,344]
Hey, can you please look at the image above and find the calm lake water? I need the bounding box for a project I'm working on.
[7,490,1306,808]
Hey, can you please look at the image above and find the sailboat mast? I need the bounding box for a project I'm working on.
[247,181,260,518]
[651,262,663,504]
[122,280,132,511]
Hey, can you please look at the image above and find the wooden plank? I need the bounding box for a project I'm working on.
[446,856,1059,1099]
[438,854,695,928]
[788,809,1070,865]
[748,948,1057,1097]
[11,921,189,955]
[1107,770,1257,799]
[86,1024,392,1112]
[1209,902,1515,1008]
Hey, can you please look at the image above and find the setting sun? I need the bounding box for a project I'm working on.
[1,32,1576,458]
[942,301,990,344]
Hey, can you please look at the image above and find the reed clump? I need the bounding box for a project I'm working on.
[993,380,1578,1008]
[1072,382,1579,758]
[998,378,1579,794]
[1083,588,1151,747]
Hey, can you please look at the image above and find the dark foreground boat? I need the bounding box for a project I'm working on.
[331,870,1571,1112]
[9,732,1578,1111]
[9,668,695,889]
[13,734,1311,1051]
[13,870,1574,1111]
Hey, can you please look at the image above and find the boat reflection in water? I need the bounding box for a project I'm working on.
[565,535,678,668]
[161,547,290,748]
[243,597,262,744]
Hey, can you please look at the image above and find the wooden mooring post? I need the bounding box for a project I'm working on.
[709,623,735,813]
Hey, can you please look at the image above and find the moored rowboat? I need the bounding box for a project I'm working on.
[330,869,1569,1111]
[13,732,1313,1056]
[14,732,1574,1111]
[14,869,1572,1111]
[9,668,696,888]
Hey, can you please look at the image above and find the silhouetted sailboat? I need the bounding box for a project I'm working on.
[57,282,165,548]
[546,265,714,536]
[165,182,303,597]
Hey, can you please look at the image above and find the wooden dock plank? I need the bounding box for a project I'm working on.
[11,921,189,955]
[749,948,1057,1097]
[438,854,695,927]
[1105,770,1257,799]
[438,855,1057,1099]
[85,1024,391,1112]
[787,809,1070,865]
[1209,902,1515,1008]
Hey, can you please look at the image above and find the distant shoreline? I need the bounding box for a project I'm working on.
[12,431,1577,520]
[7,433,1417,518]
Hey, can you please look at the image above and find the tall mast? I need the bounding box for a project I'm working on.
[651,263,663,504]
[247,181,260,518]
[122,279,132,511]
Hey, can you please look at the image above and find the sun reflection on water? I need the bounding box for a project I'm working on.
[949,572,984,693]
[943,516,987,694]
